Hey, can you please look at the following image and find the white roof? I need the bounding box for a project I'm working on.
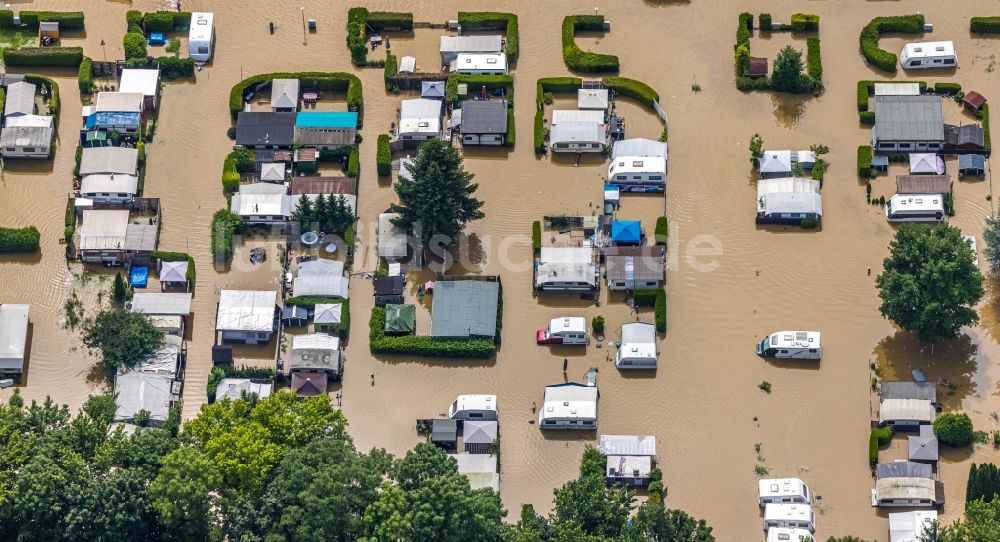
[764,503,814,523]
[131,335,182,377]
[609,155,667,176]
[231,183,293,218]
[450,53,507,73]
[159,260,188,283]
[259,162,285,182]
[292,332,340,351]
[758,151,792,173]
[114,372,172,422]
[612,138,667,159]
[552,109,605,125]
[293,275,349,298]
[149,315,183,331]
[909,153,944,175]
[598,434,656,457]
[4,82,35,117]
[876,477,936,502]
[399,99,441,135]
[757,177,820,198]
[616,342,656,365]
[79,147,139,176]
[0,304,28,370]
[189,12,213,42]
[549,317,586,334]
[536,247,598,287]
[271,79,299,109]
[4,114,52,128]
[215,378,273,403]
[451,394,497,415]
[550,121,604,145]
[902,41,956,59]
[540,246,593,263]
[578,88,609,110]
[463,420,498,444]
[880,398,935,424]
[889,194,945,213]
[94,92,144,113]
[313,303,343,324]
[80,174,139,196]
[889,510,938,542]
[378,213,408,258]
[875,83,922,96]
[130,293,193,316]
[540,383,598,421]
[440,35,503,54]
[766,331,821,349]
[762,192,823,217]
[216,290,277,332]
[767,527,815,542]
[759,478,810,500]
[621,322,656,344]
[119,69,159,97]
[298,258,345,277]
[399,56,416,73]
[450,453,499,491]
[79,209,129,250]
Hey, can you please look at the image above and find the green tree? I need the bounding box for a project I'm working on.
[770,45,809,93]
[876,223,983,340]
[749,133,764,166]
[391,139,485,245]
[791,162,806,177]
[938,498,1000,541]
[111,271,129,307]
[734,43,750,75]
[983,214,1000,275]
[123,32,147,60]
[10,447,92,541]
[628,471,714,541]
[934,412,975,447]
[553,447,633,539]
[291,194,313,230]
[81,309,165,372]
[314,194,330,232]
[64,467,159,542]
[149,447,221,541]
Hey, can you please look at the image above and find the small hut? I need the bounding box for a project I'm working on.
[962,91,986,112]
[959,154,986,177]
[748,57,768,79]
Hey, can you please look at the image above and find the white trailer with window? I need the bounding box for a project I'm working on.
[448,394,498,421]
[886,194,946,222]
[763,504,816,533]
[767,527,815,542]
[537,317,588,345]
[616,322,657,369]
[759,478,812,506]
[900,41,956,69]
[756,331,821,360]
[189,12,215,63]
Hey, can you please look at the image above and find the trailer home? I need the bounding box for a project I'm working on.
[885,194,945,222]
[756,331,821,360]
[763,504,816,533]
[767,528,815,542]
[759,478,812,506]
[616,322,657,369]
[536,317,588,345]
[539,383,598,430]
[448,394,498,421]
[900,41,956,70]
[189,12,215,63]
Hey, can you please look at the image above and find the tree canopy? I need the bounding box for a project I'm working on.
[876,223,983,340]
[391,139,485,245]
[984,214,1000,275]
[771,45,811,93]
[936,498,1000,541]
[81,308,165,372]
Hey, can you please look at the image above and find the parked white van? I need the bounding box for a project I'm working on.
[189,12,214,63]
[900,41,957,70]
[763,504,816,533]
[886,194,945,222]
[756,331,821,360]
[759,478,812,506]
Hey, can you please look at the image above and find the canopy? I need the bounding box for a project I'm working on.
[313,303,342,325]
[611,221,641,244]
[909,153,945,175]
[385,304,416,333]
[463,420,498,444]
[159,260,188,283]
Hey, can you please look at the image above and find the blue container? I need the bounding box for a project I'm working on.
[130,266,149,288]
[147,33,167,46]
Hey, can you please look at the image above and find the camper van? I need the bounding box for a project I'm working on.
[189,12,214,63]
[616,322,658,369]
[537,317,588,345]
[900,41,957,70]
[767,527,815,542]
[763,504,816,533]
[448,394,498,421]
[756,331,821,360]
[886,194,945,222]
[759,478,812,506]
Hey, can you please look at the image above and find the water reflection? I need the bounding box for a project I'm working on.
[875,330,979,410]
[770,93,811,128]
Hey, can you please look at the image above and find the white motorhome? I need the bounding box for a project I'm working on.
[759,478,812,506]
[900,41,956,70]
[537,317,588,345]
[763,504,816,533]
[767,527,815,542]
[448,394,498,421]
[756,331,821,360]
[189,12,215,63]
[539,383,599,430]
[616,322,657,369]
[886,194,946,222]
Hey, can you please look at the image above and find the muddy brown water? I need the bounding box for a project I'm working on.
[1,0,999,539]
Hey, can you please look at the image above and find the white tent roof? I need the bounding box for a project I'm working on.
[130,293,192,316]
[313,303,343,324]
[79,209,129,250]
[399,56,416,73]
[0,304,28,371]
[119,69,159,97]
[80,174,139,196]
[293,275,349,298]
[889,510,938,542]
[757,177,821,197]
[879,398,935,424]
[271,79,299,109]
[578,88,609,110]
[159,260,189,283]
[215,378,273,402]
[758,151,792,173]
[909,153,945,175]
[463,420,498,444]
[259,162,285,182]
[231,183,293,217]
[378,213,408,258]
[216,290,277,332]
[598,434,656,457]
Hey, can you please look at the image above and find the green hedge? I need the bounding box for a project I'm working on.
[229,72,363,116]
[505,108,515,148]
[17,11,85,30]
[562,15,619,73]
[790,13,820,32]
[759,13,772,30]
[536,77,582,107]
[155,56,195,80]
[736,12,752,50]
[534,111,545,155]
[445,74,513,106]
[210,209,243,262]
[150,251,196,284]
[125,10,142,30]
[376,134,391,176]
[3,47,83,67]
[458,12,519,62]
[972,17,1000,33]
[383,53,398,85]
[601,77,659,109]
[0,10,12,28]
[736,76,771,92]
[532,221,541,251]
[0,226,40,253]
[65,198,75,242]
[346,7,369,65]
[142,11,190,33]
[860,14,925,73]
[286,296,350,336]
[870,426,893,465]
[654,289,666,332]
[983,104,992,150]
[655,216,668,245]
[208,365,276,402]
[77,56,93,93]
[347,149,360,178]
[806,38,822,80]
[367,11,413,30]
[857,146,872,177]
[634,288,659,307]
[933,82,962,95]
[859,111,876,125]
[24,74,59,117]
[369,306,496,358]
[123,32,147,60]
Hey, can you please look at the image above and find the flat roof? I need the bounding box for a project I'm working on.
[130,293,193,316]
[758,478,809,499]
[0,126,51,148]
[80,174,139,195]
[540,383,598,420]
[451,53,507,72]
[548,317,586,334]
[611,137,668,158]
[216,290,277,332]
[874,95,944,142]
[114,371,172,422]
[4,82,35,117]
[0,304,29,370]
[552,110,604,125]
[460,100,508,134]
[80,147,139,176]
[119,68,159,96]
[79,209,129,250]
[598,434,656,457]
[295,111,358,129]
[880,398,935,424]
[550,121,604,145]
[94,92,144,113]
[440,35,503,53]
[431,280,500,339]
[378,213,408,258]
[215,379,273,402]
[290,333,341,373]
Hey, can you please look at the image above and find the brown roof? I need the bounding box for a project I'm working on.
[963,91,986,110]
[896,175,951,195]
[291,371,328,397]
[295,147,318,162]
[604,246,665,283]
[748,57,768,77]
[291,176,357,196]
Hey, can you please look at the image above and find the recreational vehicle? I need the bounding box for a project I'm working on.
[616,322,657,369]
[759,478,812,506]
[900,41,957,70]
[189,12,215,63]
[756,331,821,360]
[539,383,599,430]
[537,317,588,345]
[885,194,945,223]
[763,504,816,533]
[767,527,815,542]
[448,395,498,421]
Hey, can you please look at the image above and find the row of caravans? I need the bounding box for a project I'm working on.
[759,478,816,539]
[537,318,658,370]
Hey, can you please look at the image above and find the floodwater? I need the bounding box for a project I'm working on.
[0,0,999,540]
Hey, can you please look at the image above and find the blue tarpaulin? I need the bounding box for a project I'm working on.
[147,33,167,46]
[130,266,148,288]
[611,220,641,244]
[86,112,141,130]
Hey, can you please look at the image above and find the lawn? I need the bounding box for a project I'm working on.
[0,27,39,63]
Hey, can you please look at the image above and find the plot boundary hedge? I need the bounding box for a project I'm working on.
[505,108,515,148]
[229,72,363,116]
[857,145,873,178]
[3,47,82,67]
[0,226,40,253]
[150,251,196,284]
[859,14,925,74]
[346,7,413,65]
[562,15,619,73]
[602,77,659,108]
[285,296,350,337]
[5,11,85,30]
[369,304,498,358]
[458,12,519,62]
[210,209,243,262]
[971,17,1000,33]
[735,12,821,93]
[376,134,391,176]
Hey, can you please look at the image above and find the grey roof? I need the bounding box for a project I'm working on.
[908,425,939,462]
[612,138,667,160]
[945,124,985,147]
[130,293,193,315]
[431,280,500,339]
[874,95,944,142]
[431,419,458,443]
[289,333,341,375]
[604,246,664,282]
[313,303,343,324]
[959,154,986,171]
[236,112,296,147]
[291,372,327,396]
[215,379,273,402]
[422,81,446,99]
[114,372,172,423]
[0,304,28,371]
[876,461,932,479]
[460,100,508,135]
[550,121,604,145]
[124,224,158,252]
[271,79,299,109]
[881,381,937,403]
[440,35,503,54]
[0,126,51,148]
[374,275,405,296]
[762,192,823,216]
[896,175,950,195]
[463,420,498,444]
[4,81,35,117]
[79,147,139,176]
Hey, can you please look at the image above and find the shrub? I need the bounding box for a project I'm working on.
[972,17,1000,33]
[229,72,363,116]
[0,226,40,252]
[210,209,243,262]
[19,11,85,30]
[592,316,605,334]
[654,289,666,332]
[800,218,817,229]
[860,14,925,73]
[0,10,12,28]
[601,77,659,109]
[369,306,496,358]
[533,110,545,155]
[366,11,413,30]
[376,134,391,176]
[458,12,519,62]
[221,171,240,193]
[532,220,541,251]
[562,15,619,73]
[736,76,771,92]
[383,53,398,85]
[870,426,892,464]
[759,13,772,30]
[634,288,659,307]
[857,81,871,111]
[151,251,196,284]
[155,56,195,79]
[933,82,962,95]
[347,148,360,178]
[123,32,147,60]
[126,10,142,30]
[655,216,668,245]
[934,412,975,447]
[806,38,822,80]
[736,12,752,50]
[3,47,83,67]
[286,297,350,336]
[77,56,93,93]
[860,111,876,125]
[143,11,177,33]
[136,141,146,163]
[505,108,515,148]
[857,146,872,177]
[346,7,369,65]
[790,13,820,32]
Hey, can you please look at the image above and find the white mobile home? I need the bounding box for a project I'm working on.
[0,126,52,159]
[230,183,293,224]
[874,461,941,508]
[536,317,588,345]
[189,12,214,63]
[550,122,605,153]
[889,510,938,542]
[215,290,277,344]
[608,138,668,191]
[759,478,812,506]
[763,504,815,533]
[79,174,139,205]
[439,35,503,64]
[886,194,945,222]
[449,53,508,75]
[616,322,657,369]
[448,394,498,421]
[879,398,935,429]
[535,247,599,291]
[398,99,442,141]
[0,304,29,375]
[756,331,821,359]
[900,41,956,69]
[539,382,598,430]
[767,527,816,542]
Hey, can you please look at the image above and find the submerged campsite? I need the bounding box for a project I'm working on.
[0,0,1000,540]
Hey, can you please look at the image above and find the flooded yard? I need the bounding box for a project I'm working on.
[0,0,998,540]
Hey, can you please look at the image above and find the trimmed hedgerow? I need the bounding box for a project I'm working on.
[532,221,541,251]
[933,82,962,95]
[534,110,545,155]
[142,11,190,33]
[860,111,876,125]
[346,7,369,65]
[806,37,822,80]
[78,56,93,93]
[18,11,85,30]
[123,32,147,60]
[369,305,497,358]
[376,134,391,176]
[736,76,771,92]
[3,47,83,67]
[150,251,196,284]
[505,108,515,148]
[366,11,413,30]
[23,74,59,117]
[601,77,659,109]
[286,296,350,336]
[536,77,583,106]
[634,288,659,307]
[654,289,666,332]
[655,216,668,245]
[155,56,195,80]
[384,53,398,85]
[857,80,928,112]
[458,12,519,62]
[790,13,820,32]
[347,148,360,178]
[971,17,1000,33]
[210,209,244,262]
[859,14,925,73]
[858,146,873,177]
[759,13,772,30]
[0,226,40,253]
[870,426,892,465]
[562,15,619,73]
[229,72,363,116]
[983,104,992,150]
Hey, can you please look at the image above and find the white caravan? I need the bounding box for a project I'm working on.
[448,394,498,421]
[767,527,815,542]
[900,41,956,70]
[759,478,812,506]
[756,331,821,360]
[886,194,945,222]
[189,12,215,63]
[536,317,588,345]
[763,504,816,533]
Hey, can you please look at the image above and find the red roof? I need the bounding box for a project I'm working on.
[290,176,357,196]
[292,372,328,397]
[748,57,768,77]
[963,91,987,110]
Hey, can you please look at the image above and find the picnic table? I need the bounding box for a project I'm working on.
[303,91,322,104]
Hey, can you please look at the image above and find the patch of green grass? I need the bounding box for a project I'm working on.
[0,27,39,59]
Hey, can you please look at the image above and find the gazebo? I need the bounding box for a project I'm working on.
[313,303,343,333]
[384,303,416,335]
[159,260,189,291]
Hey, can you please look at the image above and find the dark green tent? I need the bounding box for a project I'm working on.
[385,303,415,334]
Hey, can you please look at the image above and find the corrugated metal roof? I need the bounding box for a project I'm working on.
[874,95,944,142]
[612,138,667,159]
[130,293,192,315]
[762,192,823,216]
[605,247,663,282]
[896,175,950,195]
[440,35,503,53]
[460,100,507,134]
[4,82,35,117]
[80,147,139,176]
[430,280,500,339]
[0,125,51,148]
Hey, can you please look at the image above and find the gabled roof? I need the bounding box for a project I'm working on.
[610,220,641,244]
[4,82,35,117]
[463,420,498,444]
[421,80,446,99]
[215,379,273,402]
[159,261,189,283]
[313,303,343,324]
[577,88,609,110]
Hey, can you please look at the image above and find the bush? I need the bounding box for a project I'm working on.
[857,81,871,111]
[366,11,413,30]
[505,108,515,148]
[3,47,83,67]
[19,11,85,30]
[859,111,876,125]
[654,289,666,332]
[376,134,391,176]
[125,10,142,30]
[934,412,975,447]
[972,17,1000,33]
[347,148,360,178]
[800,218,817,229]
[346,7,369,65]
[155,56,195,80]
[221,171,240,193]
[870,426,893,464]
[736,76,771,92]
[790,13,820,32]
[806,38,822,80]
[759,13,772,30]
[602,77,659,109]
[736,12,751,50]
[286,297,350,336]
[123,32,147,60]
[210,209,243,262]
[383,53,398,84]
[592,316,605,334]
[532,221,541,251]
[860,14,925,73]
[857,146,872,177]
[143,11,177,33]
[0,226,40,252]
[151,251,196,284]
[369,306,496,358]
[229,72,363,116]
[933,82,962,95]
[652,216,669,245]
[77,56,93,93]
[562,15,619,73]
[458,12,519,62]
[0,10,12,28]
[634,288,659,307]
[536,77,582,106]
